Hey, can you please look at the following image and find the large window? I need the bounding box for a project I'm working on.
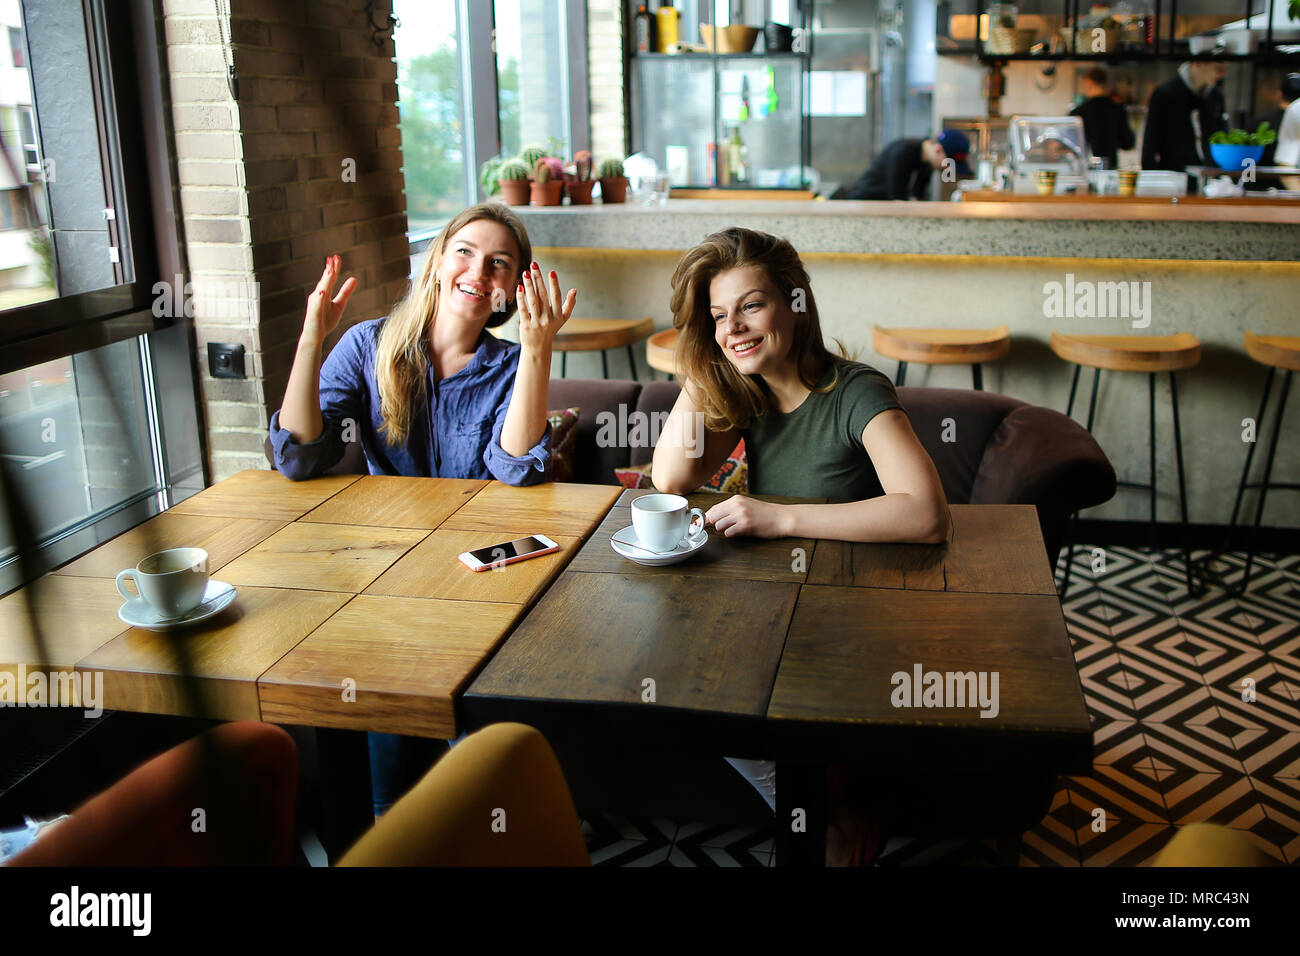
[394,0,468,236]
[0,0,201,591]
[393,0,589,239]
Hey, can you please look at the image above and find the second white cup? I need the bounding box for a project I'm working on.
[631,494,706,553]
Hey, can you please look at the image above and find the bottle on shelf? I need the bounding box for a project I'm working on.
[634,5,655,54]
[656,1,679,53]
[728,126,747,183]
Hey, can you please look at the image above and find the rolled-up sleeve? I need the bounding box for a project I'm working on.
[269,325,367,481]
[483,396,552,486]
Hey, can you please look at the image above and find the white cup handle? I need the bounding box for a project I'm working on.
[115,568,139,602]
[686,508,706,543]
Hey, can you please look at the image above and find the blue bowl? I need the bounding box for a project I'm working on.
[1210,143,1265,171]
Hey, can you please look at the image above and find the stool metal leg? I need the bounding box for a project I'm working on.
[1240,369,1293,592]
[601,349,609,379]
[1147,372,1158,551]
[1066,365,1082,418]
[626,344,638,382]
[1227,366,1275,534]
[896,361,908,387]
[560,352,567,378]
[972,363,984,391]
[1169,371,1201,597]
[1085,367,1102,432]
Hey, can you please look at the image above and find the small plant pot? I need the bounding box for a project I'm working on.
[530,181,563,206]
[567,180,595,205]
[499,180,531,205]
[599,176,628,203]
[1209,143,1264,171]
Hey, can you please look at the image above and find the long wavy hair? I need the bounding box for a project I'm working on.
[375,203,532,444]
[669,227,839,431]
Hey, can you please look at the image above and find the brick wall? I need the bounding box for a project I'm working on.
[162,0,409,480]
[588,0,626,164]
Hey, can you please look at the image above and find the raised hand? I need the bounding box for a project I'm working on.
[516,261,577,353]
[302,254,358,345]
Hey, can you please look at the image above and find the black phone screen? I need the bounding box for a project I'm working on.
[466,536,549,564]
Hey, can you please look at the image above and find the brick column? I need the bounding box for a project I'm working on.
[162,0,409,481]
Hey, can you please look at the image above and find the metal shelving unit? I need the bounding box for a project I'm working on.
[628,10,813,190]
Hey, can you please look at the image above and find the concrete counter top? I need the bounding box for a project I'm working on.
[513,199,1300,262]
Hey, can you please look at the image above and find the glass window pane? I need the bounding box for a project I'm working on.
[0,8,54,312]
[394,0,469,238]
[0,337,156,560]
[494,0,568,159]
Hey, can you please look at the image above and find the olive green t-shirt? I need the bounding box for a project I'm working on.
[742,360,902,500]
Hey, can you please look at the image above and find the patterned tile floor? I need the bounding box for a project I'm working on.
[581,545,1300,867]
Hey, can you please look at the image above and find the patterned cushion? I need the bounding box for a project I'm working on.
[614,439,748,494]
[548,407,579,482]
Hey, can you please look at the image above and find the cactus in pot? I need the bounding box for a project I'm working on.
[567,149,596,204]
[530,157,562,206]
[519,143,549,168]
[496,158,531,205]
[598,157,627,203]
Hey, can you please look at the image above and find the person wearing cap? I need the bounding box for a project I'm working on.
[839,130,972,201]
[1141,59,1228,173]
[1071,67,1135,169]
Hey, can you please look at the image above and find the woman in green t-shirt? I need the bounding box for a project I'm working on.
[652,227,949,544]
[651,226,951,865]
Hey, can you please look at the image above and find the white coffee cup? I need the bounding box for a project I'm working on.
[115,547,209,619]
[631,494,706,553]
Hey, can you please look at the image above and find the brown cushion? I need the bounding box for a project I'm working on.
[548,379,642,483]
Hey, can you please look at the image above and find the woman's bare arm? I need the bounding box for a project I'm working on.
[279,256,357,443]
[651,381,740,494]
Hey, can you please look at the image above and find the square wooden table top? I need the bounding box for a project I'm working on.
[464,495,1092,773]
[3,471,622,738]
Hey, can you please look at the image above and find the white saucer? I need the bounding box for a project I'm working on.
[611,525,708,566]
[118,580,237,631]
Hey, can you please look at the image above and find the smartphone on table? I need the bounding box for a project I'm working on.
[458,534,560,571]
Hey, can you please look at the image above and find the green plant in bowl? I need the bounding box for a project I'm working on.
[1209,122,1277,147]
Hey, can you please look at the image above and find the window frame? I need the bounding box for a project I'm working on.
[0,0,169,378]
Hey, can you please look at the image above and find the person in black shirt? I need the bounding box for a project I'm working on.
[1071,67,1135,169]
[1141,60,1228,173]
[840,130,971,200]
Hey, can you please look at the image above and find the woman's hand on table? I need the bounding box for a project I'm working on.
[302,254,358,346]
[516,262,577,353]
[705,495,793,539]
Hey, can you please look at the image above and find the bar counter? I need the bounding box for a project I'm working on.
[513,200,1300,529]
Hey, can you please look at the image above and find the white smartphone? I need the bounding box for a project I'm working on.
[458,534,560,572]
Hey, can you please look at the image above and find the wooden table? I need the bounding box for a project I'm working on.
[462,489,1092,865]
[2,470,621,737]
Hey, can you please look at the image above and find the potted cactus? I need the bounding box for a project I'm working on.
[529,157,562,206]
[598,157,627,204]
[567,149,595,205]
[519,143,549,168]
[496,159,531,205]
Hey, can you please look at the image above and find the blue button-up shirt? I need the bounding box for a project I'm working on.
[269,318,551,485]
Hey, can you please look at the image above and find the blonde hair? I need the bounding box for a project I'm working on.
[374,203,532,444]
[669,227,839,431]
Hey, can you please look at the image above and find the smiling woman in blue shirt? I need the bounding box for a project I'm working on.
[270,202,576,485]
[268,202,577,815]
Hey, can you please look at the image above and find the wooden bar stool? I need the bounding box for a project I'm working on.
[1197,332,1300,594]
[1051,331,1202,597]
[646,327,679,380]
[549,317,654,380]
[872,325,1010,391]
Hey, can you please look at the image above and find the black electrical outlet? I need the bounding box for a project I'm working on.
[207,342,246,379]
